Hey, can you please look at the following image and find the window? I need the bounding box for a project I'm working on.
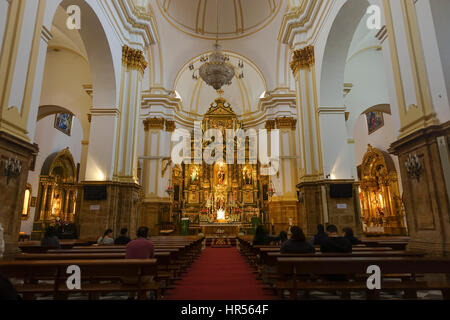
[22,184,32,220]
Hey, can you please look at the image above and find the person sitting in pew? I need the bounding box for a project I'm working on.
[343,227,362,245]
[278,231,288,245]
[40,226,61,249]
[123,226,155,300]
[310,224,328,246]
[253,226,279,245]
[0,275,21,300]
[126,226,154,259]
[320,225,352,253]
[97,229,114,245]
[280,226,315,254]
[114,228,131,245]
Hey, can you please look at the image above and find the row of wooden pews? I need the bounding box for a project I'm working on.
[0,236,204,300]
[237,236,450,300]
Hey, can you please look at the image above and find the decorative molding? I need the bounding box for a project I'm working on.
[265,120,276,131]
[276,117,297,130]
[405,153,423,181]
[143,117,165,131]
[165,120,176,132]
[290,45,315,75]
[122,45,148,74]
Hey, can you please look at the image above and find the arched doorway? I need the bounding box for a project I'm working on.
[357,145,407,235]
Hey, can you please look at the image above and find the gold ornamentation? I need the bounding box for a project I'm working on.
[122,45,148,74]
[265,120,276,131]
[143,117,165,131]
[290,45,315,75]
[165,120,176,132]
[276,117,297,130]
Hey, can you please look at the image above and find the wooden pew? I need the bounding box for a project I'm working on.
[15,252,174,293]
[275,256,450,300]
[0,259,159,300]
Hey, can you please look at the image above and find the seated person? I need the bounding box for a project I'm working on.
[320,225,352,282]
[320,225,352,253]
[114,228,131,245]
[123,226,155,299]
[252,226,278,245]
[278,231,288,245]
[97,229,114,245]
[0,275,21,300]
[40,226,61,249]
[126,226,154,259]
[343,227,362,245]
[281,226,315,254]
[310,224,328,246]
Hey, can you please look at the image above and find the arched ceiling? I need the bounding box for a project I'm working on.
[156,0,282,40]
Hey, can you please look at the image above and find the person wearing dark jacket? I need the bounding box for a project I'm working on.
[253,226,278,245]
[281,226,316,254]
[40,226,61,249]
[320,225,352,253]
[310,224,328,246]
[114,228,131,245]
[343,227,362,245]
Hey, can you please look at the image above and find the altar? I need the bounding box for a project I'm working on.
[169,96,266,230]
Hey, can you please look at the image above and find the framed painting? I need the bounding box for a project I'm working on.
[54,113,73,136]
[366,111,384,134]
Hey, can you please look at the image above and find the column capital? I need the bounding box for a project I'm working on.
[143,117,165,131]
[265,120,276,131]
[165,120,176,132]
[276,117,297,130]
[290,45,315,75]
[122,45,148,74]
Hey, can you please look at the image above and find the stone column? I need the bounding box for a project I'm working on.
[268,117,299,234]
[291,45,324,182]
[382,0,450,255]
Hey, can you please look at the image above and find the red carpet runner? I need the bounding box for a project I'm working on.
[165,247,274,300]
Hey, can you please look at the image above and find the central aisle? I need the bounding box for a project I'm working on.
[165,247,274,300]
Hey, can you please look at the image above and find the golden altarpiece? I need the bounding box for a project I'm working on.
[170,97,265,235]
[358,145,407,235]
[31,148,78,240]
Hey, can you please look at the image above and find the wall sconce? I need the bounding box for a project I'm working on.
[2,157,22,185]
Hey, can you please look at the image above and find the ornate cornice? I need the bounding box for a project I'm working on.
[278,0,323,45]
[165,120,176,132]
[265,120,276,131]
[290,45,315,75]
[122,45,148,74]
[276,117,297,130]
[143,117,165,131]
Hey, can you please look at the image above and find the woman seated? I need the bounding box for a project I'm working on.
[343,227,362,245]
[97,229,114,245]
[281,226,316,254]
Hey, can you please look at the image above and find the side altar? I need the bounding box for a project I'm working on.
[169,96,265,235]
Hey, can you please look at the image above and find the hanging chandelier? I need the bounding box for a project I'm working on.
[190,0,244,91]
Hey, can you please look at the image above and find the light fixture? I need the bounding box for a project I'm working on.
[191,0,244,91]
[166,178,174,196]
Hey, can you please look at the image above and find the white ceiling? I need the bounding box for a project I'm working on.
[156,0,282,40]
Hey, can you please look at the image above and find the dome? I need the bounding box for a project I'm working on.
[156,0,282,40]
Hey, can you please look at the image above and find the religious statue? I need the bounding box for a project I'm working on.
[191,167,199,184]
[217,167,225,185]
[243,167,252,185]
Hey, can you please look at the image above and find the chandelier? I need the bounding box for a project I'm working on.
[190,0,244,91]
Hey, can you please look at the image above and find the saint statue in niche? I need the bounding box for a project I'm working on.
[191,167,199,184]
[243,167,252,185]
[217,167,225,185]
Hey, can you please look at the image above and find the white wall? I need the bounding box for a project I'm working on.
[20,115,83,235]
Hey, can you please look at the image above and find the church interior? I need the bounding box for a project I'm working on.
[0,0,449,302]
